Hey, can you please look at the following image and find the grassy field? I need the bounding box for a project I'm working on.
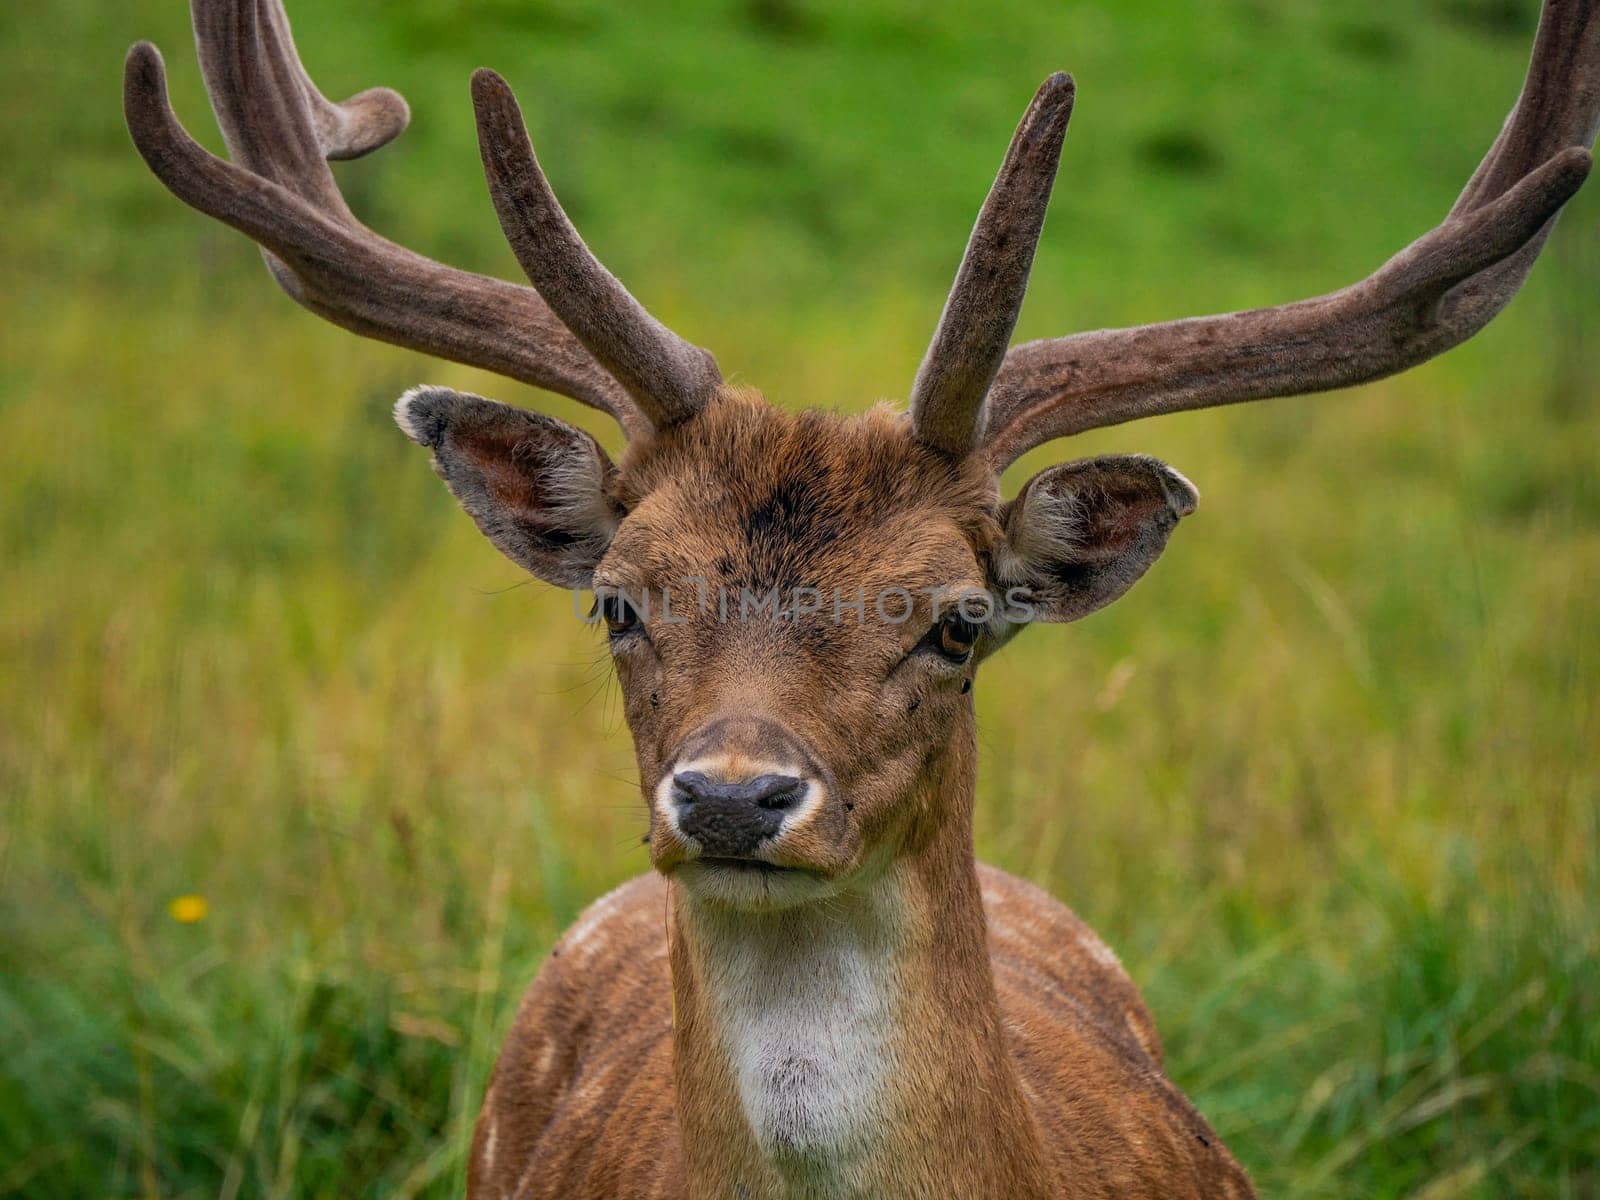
[2,0,1598,1195]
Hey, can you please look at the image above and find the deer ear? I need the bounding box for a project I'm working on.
[395,386,622,589]
[996,455,1197,624]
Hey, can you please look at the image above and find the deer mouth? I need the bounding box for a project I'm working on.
[696,856,802,875]
[671,850,840,910]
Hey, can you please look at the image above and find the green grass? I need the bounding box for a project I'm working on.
[2,0,1598,1195]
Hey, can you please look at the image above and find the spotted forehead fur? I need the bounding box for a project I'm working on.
[606,389,1004,602]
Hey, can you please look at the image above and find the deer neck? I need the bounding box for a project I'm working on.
[667,721,1053,1200]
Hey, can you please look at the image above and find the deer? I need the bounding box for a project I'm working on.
[125,1,1598,1196]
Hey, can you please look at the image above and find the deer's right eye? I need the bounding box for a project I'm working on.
[600,594,642,637]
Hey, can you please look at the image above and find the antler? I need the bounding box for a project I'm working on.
[980,0,1600,471]
[124,0,719,435]
[910,74,1075,456]
[470,71,723,428]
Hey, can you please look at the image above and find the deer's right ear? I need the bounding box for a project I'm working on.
[395,386,622,589]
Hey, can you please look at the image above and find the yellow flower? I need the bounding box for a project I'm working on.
[168,894,208,924]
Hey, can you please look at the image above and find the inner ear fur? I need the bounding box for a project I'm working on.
[998,454,1198,624]
[395,385,622,588]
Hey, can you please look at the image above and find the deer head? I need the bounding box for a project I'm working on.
[127,0,1598,913]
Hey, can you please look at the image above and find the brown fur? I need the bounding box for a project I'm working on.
[471,863,1250,1198]
[458,392,1251,1198]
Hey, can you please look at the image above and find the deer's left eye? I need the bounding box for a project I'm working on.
[932,612,979,663]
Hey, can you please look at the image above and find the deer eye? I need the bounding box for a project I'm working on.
[599,593,642,637]
[933,612,979,663]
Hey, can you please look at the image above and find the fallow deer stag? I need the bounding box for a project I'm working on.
[126,1,1598,1196]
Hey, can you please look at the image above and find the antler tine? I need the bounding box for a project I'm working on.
[980,0,1599,472]
[470,70,724,430]
[910,74,1075,456]
[125,0,644,432]
[190,0,408,211]
[1454,0,1600,214]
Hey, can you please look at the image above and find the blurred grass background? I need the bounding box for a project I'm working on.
[2,0,1598,1195]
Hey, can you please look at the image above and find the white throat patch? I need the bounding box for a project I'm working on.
[689,891,903,1194]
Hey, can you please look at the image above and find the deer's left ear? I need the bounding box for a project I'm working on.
[396,386,622,589]
[995,454,1197,624]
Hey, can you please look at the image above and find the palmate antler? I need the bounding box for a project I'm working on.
[124,0,719,436]
[910,0,1600,468]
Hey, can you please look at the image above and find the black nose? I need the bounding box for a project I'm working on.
[671,771,806,857]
